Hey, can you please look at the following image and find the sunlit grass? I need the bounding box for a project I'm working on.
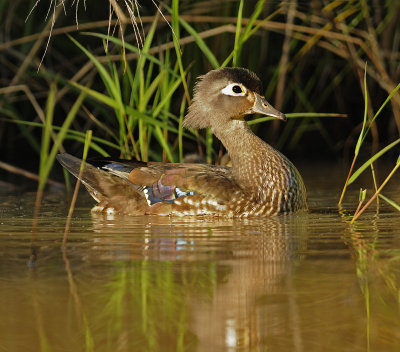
[337,66,400,220]
[0,0,400,197]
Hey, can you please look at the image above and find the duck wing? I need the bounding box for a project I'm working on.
[57,153,241,216]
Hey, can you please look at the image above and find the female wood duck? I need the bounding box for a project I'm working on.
[57,67,307,217]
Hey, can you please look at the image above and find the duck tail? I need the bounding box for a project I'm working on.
[56,153,148,214]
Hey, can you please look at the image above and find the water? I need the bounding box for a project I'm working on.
[1,166,400,352]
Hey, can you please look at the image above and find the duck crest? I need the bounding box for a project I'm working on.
[57,67,307,217]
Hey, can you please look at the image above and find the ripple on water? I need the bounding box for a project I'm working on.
[1,176,400,351]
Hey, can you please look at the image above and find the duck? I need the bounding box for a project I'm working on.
[57,67,307,217]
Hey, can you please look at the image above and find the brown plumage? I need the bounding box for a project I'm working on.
[57,67,307,217]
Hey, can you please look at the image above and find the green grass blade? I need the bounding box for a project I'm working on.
[379,194,400,212]
[248,112,347,125]
[233,0,244,67]
[38,91,86,190]
[141,71,164,110]
[0,117,118,153]
[372,82,400,124]
[178,17,219,69]
[82,32,179,78]
[70,81,119,109]
[351,161,400,222]
[241,3,280,42]
[240,0,266,42]
[221,0,271,68]
[38,80,57,190]
[221,52,235,68]
[348,138,400,185]
[171,0,191,104]
[354,64,368,156]
[152,74,183,118]
[68,35,118,99]
[43,92,87,186]
[81,130,93,170]
[178,96,186,163]
[361,81,400,145]
[124,107,180,134]
[154,126,174,163]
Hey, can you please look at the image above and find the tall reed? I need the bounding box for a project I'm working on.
[0,1,399,190]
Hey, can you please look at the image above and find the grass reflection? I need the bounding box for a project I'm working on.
[86,260,223,351]
[345,215,400,352]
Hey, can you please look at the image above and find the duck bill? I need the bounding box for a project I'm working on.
[252,93,287,121]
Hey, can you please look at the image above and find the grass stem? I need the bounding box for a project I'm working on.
[351,161,400,223]
[62,130,93,247]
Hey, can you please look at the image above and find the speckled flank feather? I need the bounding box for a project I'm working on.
[57,67,307,217]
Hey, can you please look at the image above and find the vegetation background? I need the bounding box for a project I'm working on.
[1,0,400,191]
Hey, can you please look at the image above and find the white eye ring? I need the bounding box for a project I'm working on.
[221,83,247,96]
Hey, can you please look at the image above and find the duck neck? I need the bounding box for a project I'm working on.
[212,120,271,189]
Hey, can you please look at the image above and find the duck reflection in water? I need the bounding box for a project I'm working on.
[89,211,307,350]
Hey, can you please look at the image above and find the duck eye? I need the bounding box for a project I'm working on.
[221,83,247,96]
[232,85,243,94]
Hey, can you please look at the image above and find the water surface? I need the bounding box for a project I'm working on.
[1,167,400,351]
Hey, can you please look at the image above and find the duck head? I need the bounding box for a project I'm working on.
[183,67,286,131]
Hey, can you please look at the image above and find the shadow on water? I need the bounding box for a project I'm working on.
[1,169,400,351]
